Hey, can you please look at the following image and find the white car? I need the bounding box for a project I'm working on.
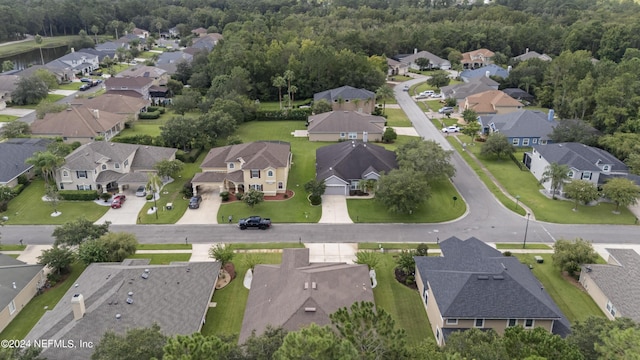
[419,90,435,96]
[442,126,461,133]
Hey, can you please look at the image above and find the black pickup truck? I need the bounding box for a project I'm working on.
[238,216,271,230]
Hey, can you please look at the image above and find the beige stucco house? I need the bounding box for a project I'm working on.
[0,255,46,334]
[191,141,291,196]
[313,86,376,114]
[461,48,495,69]
[30,105,127,143]
[307,111,386,142]
[464,90,523,115]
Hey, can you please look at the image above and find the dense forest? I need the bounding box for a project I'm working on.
[3,0,640,165]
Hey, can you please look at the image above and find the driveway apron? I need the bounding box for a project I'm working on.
[176,192,221,224]
[319,195,353,224]
[94,192,148,225]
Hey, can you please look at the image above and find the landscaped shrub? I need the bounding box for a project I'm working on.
[220,191,230,201]
[309,194,322,205]
[146,194,153,201]
[235,192,243,201]
[176,148,203,163]
[146,106,166,114]
[138,111,161,120]
[181,182,193,198]
[0,201,8,212]
[503,251,512,257]
[11,183,27,196]
[58,190,99,201]
[17,174,29,185]
[100,193,112,202]
[112,135,154,145]
[255,108,312,121]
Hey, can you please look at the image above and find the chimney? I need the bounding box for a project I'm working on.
[93,109,99,119]
[12,282,16,289]
[548,109,555,122]
[507,65,512,73]
[414,48,418,54]
[71,48,75,53]
[526,48,529,53]
[71,294,86,320]
[485,71,490,78]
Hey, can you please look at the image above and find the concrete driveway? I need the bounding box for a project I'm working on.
[0,108,35,117]
[319,195,353,224]
[94,192,148,225]
[176,191,221,224]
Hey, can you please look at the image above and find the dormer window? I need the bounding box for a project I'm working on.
[115,163,120,169]
[101,164,107,170]
[567,171,574,178]
[602,165,610,172]
[229,163,235,169]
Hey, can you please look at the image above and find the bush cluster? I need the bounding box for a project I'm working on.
[58,190,99,201]
[255,108,311,121]
[138,111,161,120]
[176,148,203,163]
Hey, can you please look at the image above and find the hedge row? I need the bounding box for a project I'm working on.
[58,190,99,201]
[138,111,161,120]
[255,108,311,121]
[176,148,203,163]
[112,134,156,145]
[147,106,166,114]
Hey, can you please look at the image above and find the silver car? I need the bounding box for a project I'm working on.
[135,186,147,197]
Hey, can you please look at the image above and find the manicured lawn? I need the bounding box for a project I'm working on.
[0,262,86,340]
[495,243,551,249]
[136,244,192,250]
[514,254,605,323]
[56,82,83,90]
[9,94,66,110]
[231,242,305,250]
[359,243,439,250]
[425,100,443,112]
[138,152,207,224]
[378,135,415,152]
[385,108,412,127]
[201,253,283,339]
[138,51,157,59]
[0,35,81,57]
[2,180,109,225]
[0,115,18,122]
[258,100,311,111]
[373,254,433,344]
[0,244,27,251]
[126,253,191,264]
[117,110,198,138]
[347,179,466,223]
[219,121,325,223]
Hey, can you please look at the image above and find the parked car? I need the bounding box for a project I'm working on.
[442,125,461,133]
[90,79,102,87]
[415,94,429,99]
[80,78,92,83]
[111,194,126,209]
[79,84,91,91]
[403,85,409,91]
[439,106,455,114]
[188,195,202,209]
[135,186,147,197]
[420,90,435,96]
[89,71,103,76]
[238,216,271,230]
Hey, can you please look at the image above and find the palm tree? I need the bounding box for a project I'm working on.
[146,173,163,219]
[283,70,295,109]
[272,76,286,109]
[35,35,44,65]
[91,25,99,44]
[376,85,394,115]
[540,162,571,199]
[26,151,64,187]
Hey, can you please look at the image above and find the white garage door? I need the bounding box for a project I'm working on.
[324,185,347,196]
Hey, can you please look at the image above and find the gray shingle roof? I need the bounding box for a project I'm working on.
[63,142,176,171]
[200,141,290,170]
[414,237,571,336]
[395,50,450,68]
[0,254,45,316]
[313,86,375,103]
[239,248,374,344]
[307,111,385,134]
[480,110,556,140]
[441,81,495,100]
[513,51,552,62]
[0,138,51,184]
[582,249,640,322]
[156,52,193,65]
[460,65,510,81]
[533,143,628,173]
[316,141,398,183]
[503,88,535,102]
[26,260,220,360]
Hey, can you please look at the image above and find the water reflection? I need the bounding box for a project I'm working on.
[0,46,69,71]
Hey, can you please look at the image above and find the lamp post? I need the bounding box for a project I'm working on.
[523,212,531,249]
[515,195,521,210]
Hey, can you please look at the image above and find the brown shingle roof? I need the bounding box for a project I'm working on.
[465,90,522,114]
[71,94,149,115]
[201,141,290,170]
[307,111,385,134]
[105,77,153,90]
[30,107,125,138]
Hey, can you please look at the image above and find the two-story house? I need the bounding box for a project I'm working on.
[56,142,176,193]
[47,50,100,76]
[478,110,557,147]
[104,77,154,99]
[313,86,376,114]
[191,141,291,196]
[461,48,495,69]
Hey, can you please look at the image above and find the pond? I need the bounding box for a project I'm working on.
[0,45,69,71]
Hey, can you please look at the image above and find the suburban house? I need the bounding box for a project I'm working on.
[26,259,220,360]
[104,77,154,99]
[387,57,408,76]
[441,79,497,107]
[71,94,150,118]
[464,90,523,115]
[414,237,571,346]
[56,142,177,193]
[17,64,74,83]
[30,106,127,143]
[239,248,374,344]
[460,64,510,82]
[0,138,51,187]
[191,141,291,196]
[316,141,398,196]
[313,86,376,114]
[117,34,147,51]
[156,52,193,74]
[513,49,552,62]
[189,33,223,52]
[0,74,19,109]
[0,254,46,334]
[117,65,169,86]
[307,111,386,142]
[77,47,115,62]
[47,50,100,76]
[131,27,149,39]
[461,48,495,69]
[191,27,208,36]
[394,49,451,70]
[478,110,557,147]
[579,248,640,322]
[503,88,535,103]
[524,142,630,194]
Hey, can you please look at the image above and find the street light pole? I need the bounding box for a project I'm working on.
[515,195,520,210]
[523,212,531,249]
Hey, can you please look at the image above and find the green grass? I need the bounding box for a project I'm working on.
[126,253,191,264]
[514,254,605,323]
[495,243,551,249]
[201,253,283,339]
[230,243,305,250]
[359,243,440,250]
[136,244,192,250]
[137,51,157,59]
[385,108,412,127]
[257,100,311,111]
[425,100,443,112]
[373,254,432,344]
[0,35,81,57]
[347,180,466,223]
[138,152,207,224]
[0,115,18,122]
[2,180,109,225]
[56,82,83,90]
[388,75,412,82]
[0,245,27,251]
[9,94,66,109]
[0,262,86,340]
[219,121,324,223]
[117,110,199,138]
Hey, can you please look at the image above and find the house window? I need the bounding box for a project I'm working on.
[524,319,534,328]
[250,170,260,178]
[508,319,517,327]
[249,184,263,191]
[606,301,616,316]
[532,138,538,144]
[60,183,64,190]
[229,163,235,169]
[446,318,458,325]
[567,171,574,178]
[540,140,548,145]
[348,132,357,139]
[278,182,284,190]
[267,170,274,177]
[436,328,440,341]
[522,138,530,146]
[340,132,346,138]
[102,164,107,170]
[63,171,69,177]
[512,138,520,145]
[115,163,120,169]
[124,159,129,167]
[474,319,484,328]
[77,185,92,190]
[9,300,16,315]
[602,165,610,172]
[423,288,429,305]
[582,171,592,180]
[76,171,87,178]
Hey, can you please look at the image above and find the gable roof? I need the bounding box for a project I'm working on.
[414,237,571,336]
[117,65,167,79]
[480,110,556,140]
[239,248,374,343]
[314,86,375,103]
[582,249,640,322]
[441,81,495,100]
[308,111,385,134]
[533,143,628,173]
[156,51,193,65]
[0,138,51,184]
[461,48,495,61]
[26,260,220,360]
[71,94,149,115]
[503,88,535,102]
[0,254,44,312]
[465,90,522,114]
[0,74,20,93]
[105,77,153,91]
[30,106,126,139]
[513,51,552,62]
[316,141,398,182]
[460,64,509,80]
[200,141,290,170]
[62,142,176,171]
[77,48,114,62]
[395,50,450,68]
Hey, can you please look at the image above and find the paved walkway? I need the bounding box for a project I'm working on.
[319,195,353,224]
[391,126,420,137]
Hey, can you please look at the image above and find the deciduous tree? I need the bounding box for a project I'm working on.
[480,133,515,159]
[563,179,599,211]
[0,121,31,139]
[568,316,640,360]
[52,218,110,247]
[382,127,397,143]
[92,324,167,360]
[37,245,75,274]
[242,326,287,360]
[427,71,450,88]
[273,323,358,360]
[11,75,49,105]
[601,177,640,213]
[552,238,598,275]
[154,159,184,180]
[595,327,640,360]
[312,99,333,114]
[375,169,430,214]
